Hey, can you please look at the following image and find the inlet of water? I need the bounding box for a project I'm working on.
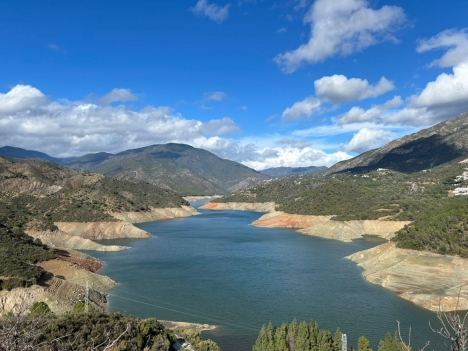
[91,202,447,351]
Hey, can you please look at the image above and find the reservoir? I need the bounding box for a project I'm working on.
[91,202,446,350]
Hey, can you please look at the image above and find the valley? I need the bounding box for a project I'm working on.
[1,113,468,350]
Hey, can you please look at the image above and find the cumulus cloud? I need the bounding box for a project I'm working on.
[241,146,351,170]
[417,29,468,68]
[314,75,394,103]
[382,30,468,127]
[0,84,349,169]
[337,96,403,124]
[340,128,396,154]
[190,0,230,23]
[274,0,406,73]
[0,85,240,157]
[282,96,321,121]
[0,85,49,115]
[98,88,138,105]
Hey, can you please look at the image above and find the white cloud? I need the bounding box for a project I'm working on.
[202,117,241,134]
[410,62,468,110]
[274,0,406,73]
[241,146,351,170]
[0,85,48,115]
[337,96,403,124]
[98,88,138,105]
[277,27,287,33]
[190,0,230,23]
[417,29,468,68]
[282,96,321,121]
[340,128,396,154]
[0,85,240,158]
[203,91,227,101]
[314,75,394,103]
[0,84,349,169]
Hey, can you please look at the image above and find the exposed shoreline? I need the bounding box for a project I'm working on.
[201,201,468,312]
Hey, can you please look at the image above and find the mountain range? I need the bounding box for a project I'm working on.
[0,144,271,195]
[259,166,327,178]
[326,112,468,174]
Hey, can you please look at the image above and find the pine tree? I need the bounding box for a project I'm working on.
[309,321,320,351]
[289,318,298,351]
[377,332,409,351]
[296,320,311,351]
[318,329,334,351]
[275,322,289,351]
[333,328,342,351]
[357,336,372,351]
[253,325,268,351]
[266,321,276,351]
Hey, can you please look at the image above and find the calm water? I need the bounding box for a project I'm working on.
[90,202,446,351]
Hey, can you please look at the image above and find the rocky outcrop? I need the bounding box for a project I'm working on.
[26,229,129,251]
[109,206,199,223]
[251,212,408,242]
[38,259,117,292]
[298,219,410,242]
[347,242,468,312]
[0,258,115,315]
[200,202,276,212]
[55,221,151,240]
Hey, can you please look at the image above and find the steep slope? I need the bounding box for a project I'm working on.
[64,143,270,195]
[260,165,327,178]
[0,146,64,163]
[327,112,468,174]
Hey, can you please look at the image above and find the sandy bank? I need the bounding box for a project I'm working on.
[55,221,151,240]
[183,195,222,202]
[200,202,276,212]
[252,211,409,242]
[347,242,468,312]
[160,320,217,332]
[109,206,199,223]
[26,229,130,251]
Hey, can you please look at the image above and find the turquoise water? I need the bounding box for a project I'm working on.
[90,202,446,350]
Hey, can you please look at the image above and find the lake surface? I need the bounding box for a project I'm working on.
[91,202,446,350]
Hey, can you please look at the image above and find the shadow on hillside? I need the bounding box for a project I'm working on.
[338,134,466,174]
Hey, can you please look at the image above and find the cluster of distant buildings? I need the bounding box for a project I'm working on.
[453,164,468,196]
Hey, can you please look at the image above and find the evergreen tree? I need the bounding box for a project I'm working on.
[309,321,320,351]
[358,336,372,351]
[266,321,276,351]
[377,332,409,351]
[318,329,334,351]
[333,328,342,351]
[296,320,312,351]
[275,322,289,351]
[289,318,298,351]
[253,325,268,351]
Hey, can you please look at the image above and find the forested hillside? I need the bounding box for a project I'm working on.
[0,156,190,290]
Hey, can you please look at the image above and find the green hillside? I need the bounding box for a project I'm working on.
[63,143,270,195]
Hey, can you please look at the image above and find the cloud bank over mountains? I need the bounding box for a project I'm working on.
[0,84,350,170]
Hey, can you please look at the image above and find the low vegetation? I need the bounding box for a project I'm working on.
[0,310,174,350]
[393,197,468,257]
[0,223,56,291]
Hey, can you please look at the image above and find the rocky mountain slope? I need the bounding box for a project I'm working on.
[327,112,468,174]
[259,165,327,178]
[0,143,271,195]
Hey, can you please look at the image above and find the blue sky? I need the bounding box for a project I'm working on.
[1,0,468,169]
